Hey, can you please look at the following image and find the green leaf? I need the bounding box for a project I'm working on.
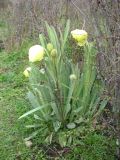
[67,123,76,129]
[64,80,75,118]
[62,19,70,51]
[24,130,40,141]
[96,99,108,116]
[75,118,84,124]
[45,22,57,49]
[58,132,67,147]
[67,136,72,146]
[27,91,40,109]
[53,121,61,132]
[45,132,53,144]
[51,103,61,121]
[39,34,46,48]
[19,103,49,119]
[88,97,101,117]
[25,124,41,128]
[51,26,61,53]
[27,90,48,120]
[34,114,43,121]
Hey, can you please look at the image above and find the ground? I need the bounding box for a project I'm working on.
[0,47,46,160]
[0,46,116,160]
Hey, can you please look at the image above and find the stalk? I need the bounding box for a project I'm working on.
[53,57,64,124]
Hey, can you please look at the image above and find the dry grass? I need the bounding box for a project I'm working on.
[89,0,120,158]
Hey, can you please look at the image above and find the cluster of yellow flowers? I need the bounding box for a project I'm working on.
[23,29,88,77]
[23,45,45,77]
[71,29,88,46]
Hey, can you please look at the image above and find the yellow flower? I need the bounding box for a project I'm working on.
[47,43,54,52]
[29,45,44,62]
[71,29,88,46]
[23,67,31,77]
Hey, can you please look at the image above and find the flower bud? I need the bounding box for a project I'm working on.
[28,45,44,62]
[70,74,77,80]
[25,140,32,148]
[23,67,31,77]
[51,49,57,58]
[71,29,88,46]
[47,43,54,52]
[40,68,45,74]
